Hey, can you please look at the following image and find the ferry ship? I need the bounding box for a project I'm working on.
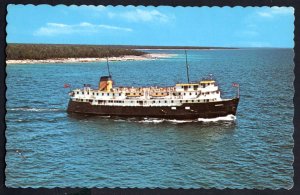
[67,53,240,120]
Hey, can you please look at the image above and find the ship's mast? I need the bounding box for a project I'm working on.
[106,56,111,77]
[185,50,190,83]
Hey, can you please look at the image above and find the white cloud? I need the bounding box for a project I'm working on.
[34,22,132,36]
[257,7,294,18]
[109,9,172,23]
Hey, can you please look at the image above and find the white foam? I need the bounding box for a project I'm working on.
[8,107,62,112]
[166,119,194,123]
[124,115,237,124]
[138,118,165,123]
[197,114,236,122]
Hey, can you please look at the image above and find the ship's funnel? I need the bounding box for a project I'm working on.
[98,76,113,92]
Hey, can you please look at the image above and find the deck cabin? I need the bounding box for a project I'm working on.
[69,75,225,107]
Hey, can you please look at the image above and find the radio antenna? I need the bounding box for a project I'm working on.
[185,50,190,83]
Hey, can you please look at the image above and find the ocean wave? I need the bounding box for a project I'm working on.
[131,115,237,124]
[7,107,64,112]
[138,118,165,123]
[197,114,236,122]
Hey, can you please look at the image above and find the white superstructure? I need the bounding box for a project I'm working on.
[69,77,227,107]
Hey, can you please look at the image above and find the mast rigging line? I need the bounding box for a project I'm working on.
[185,50,190,83]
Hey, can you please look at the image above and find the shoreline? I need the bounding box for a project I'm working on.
[6,53,176,65]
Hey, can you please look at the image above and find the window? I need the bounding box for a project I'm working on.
[198,100,200,102]
[107,93,109,96]
[153,101,155,103]
[119,93,121,96]
[189,92,192,95]
[180,100,182,103]
[87,92,89,95]
[165,101,167,103]
[173,93,176,96]
[159,101,161,103]
[179,93,181,95]
[171,100,174,103]
[97,93,99,95]
[77,92,79,94]
[82,92,84,95]
[192,100,194,102]
[184,93,186,95]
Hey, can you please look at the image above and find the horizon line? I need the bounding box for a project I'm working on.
[6,42,294,49]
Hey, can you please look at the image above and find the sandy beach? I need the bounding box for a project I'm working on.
[6,53,176,64]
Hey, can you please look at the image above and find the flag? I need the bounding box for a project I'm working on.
[232,83,239,87]
[64,84,70,88]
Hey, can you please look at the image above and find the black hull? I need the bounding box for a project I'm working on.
[67,98,239,120]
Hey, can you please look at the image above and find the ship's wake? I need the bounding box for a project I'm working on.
[7,107,64,112]
[197,114,236,122]
[130,114,236,124]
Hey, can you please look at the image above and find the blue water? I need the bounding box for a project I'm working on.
[5,49,294,189]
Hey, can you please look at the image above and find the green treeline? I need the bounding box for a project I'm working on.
[6,44,146,60]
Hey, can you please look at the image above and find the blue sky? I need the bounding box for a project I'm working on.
[7,5,294,48]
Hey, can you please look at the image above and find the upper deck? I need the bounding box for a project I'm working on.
[69,77,223,107]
